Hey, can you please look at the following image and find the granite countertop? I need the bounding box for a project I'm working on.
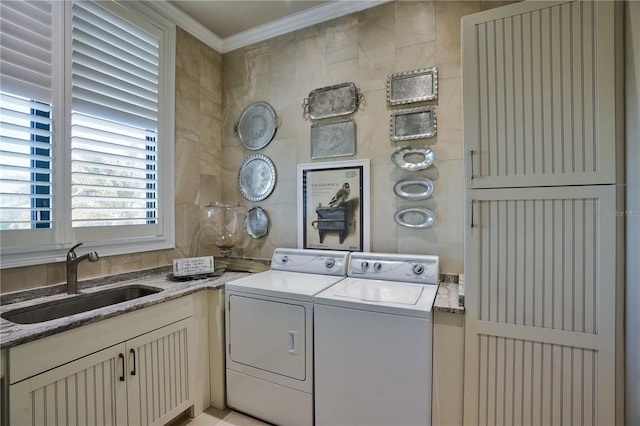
[1,267,465,349]
[0,267,249,349]
[433,274,465,314]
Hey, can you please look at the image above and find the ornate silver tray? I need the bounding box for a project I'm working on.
[245,206,269,238]
[234,102,278,150]
[238,154,276,202]
[391,146,437,171]
[302,82,362,120]
[394,207,435,229]
[311,119,356,159]
[393,177,434,200]
[390,106,436,141]
[387,67,438,106]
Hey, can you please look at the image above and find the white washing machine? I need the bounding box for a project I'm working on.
[225,248,349,426]
[314,252,439,426]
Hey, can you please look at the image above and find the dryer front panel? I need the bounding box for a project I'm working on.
[228,294,306,381]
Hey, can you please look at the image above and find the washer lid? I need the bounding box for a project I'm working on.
[314,277,438,318]
[334,280,424,305]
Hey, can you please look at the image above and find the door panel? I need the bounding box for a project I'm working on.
[463,1,619,188]
[228,295,306,380]
[464,186,617,425]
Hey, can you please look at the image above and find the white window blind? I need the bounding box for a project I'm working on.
[0,0,53,232]
[71,1,159,229]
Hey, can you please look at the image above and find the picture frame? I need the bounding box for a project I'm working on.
[297,159,370,251]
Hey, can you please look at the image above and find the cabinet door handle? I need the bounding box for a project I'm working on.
[470,200,477,228]
[470,150,477,179]
[130,348,136,376]
[119,353,125,381]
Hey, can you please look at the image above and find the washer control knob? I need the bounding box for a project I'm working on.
[412,264,425,275]
[361,261,370,271]
[325,258,336,269]
[373,262,382,272]
[281,255,289,264]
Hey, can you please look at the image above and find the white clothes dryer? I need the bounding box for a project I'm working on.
[225,248,349,426]
[314,252,439,426]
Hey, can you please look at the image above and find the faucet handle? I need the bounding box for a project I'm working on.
[67,242,83,258]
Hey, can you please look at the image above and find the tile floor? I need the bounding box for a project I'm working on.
[170,407,271,426]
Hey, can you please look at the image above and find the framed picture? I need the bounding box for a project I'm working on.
[297,159,370,251]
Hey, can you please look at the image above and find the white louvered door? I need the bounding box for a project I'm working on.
[126,318,193,426]
[9,319,194,426]
[465,186,617,425]
[463,1,620,189]
[9,343,128,426]
[462,1,624,425]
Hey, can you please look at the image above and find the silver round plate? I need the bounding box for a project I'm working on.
[238,154,276,202]
[234,102,278,151]
[245,207,269,239]
[393,177,434,200]
[391,146,437,171]
[394,207,435,228]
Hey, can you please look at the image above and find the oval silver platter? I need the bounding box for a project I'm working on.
[393,177,434,200]
[391,146,437,171]
[394,207,435,229]
[234,101,278,150]
[245,206,269,238]
[238,154,276,202]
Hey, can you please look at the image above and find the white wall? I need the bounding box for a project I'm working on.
[625,2,640,424]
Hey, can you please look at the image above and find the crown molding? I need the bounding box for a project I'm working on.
[147,1,393,54]
[221,0,393,53]
[143,1,223,52]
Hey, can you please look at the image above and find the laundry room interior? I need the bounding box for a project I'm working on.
[0,0,638,425]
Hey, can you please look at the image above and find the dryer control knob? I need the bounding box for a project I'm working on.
[281,255,289,264]
[361,261,370,271]
[325,258,336,269]
[373,262,382,272]
[412,264,425,275]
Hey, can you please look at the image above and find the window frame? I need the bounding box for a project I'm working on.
[0,1,175,268]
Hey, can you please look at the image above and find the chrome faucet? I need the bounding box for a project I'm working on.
[66,242,99,294]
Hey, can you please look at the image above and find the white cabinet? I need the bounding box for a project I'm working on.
[462,1,625,425]
[8,297,196,426]
[462,1,624,189]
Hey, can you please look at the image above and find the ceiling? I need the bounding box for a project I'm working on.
[160,0,390,52]
[168,1,330,39]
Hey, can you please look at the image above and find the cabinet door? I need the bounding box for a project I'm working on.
[464,185,618,425]
[126,318,193,426]
[462,1,622,188]
[9,343,127,426]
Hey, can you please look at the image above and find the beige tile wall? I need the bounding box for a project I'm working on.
[222,1,513,272]
[1,1,513,293]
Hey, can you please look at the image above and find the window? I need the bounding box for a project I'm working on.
[0,1,175,268]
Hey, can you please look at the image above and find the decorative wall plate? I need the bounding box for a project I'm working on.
[387,67,438,106]
[238,154,276,201]
[311,119,356,159]
[393,177,434,200]
[302,82,362,120]
[394,207,435,228]
[391,146,437,171]
[234,102,278,150]
[245,206,269,238]
[390,106,436,141]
